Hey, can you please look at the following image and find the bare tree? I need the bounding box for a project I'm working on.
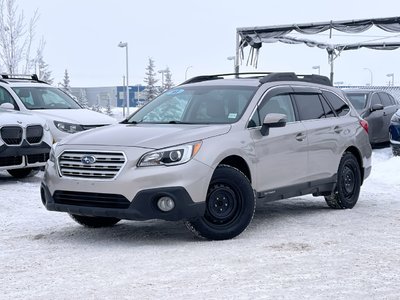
[0,0,39,74]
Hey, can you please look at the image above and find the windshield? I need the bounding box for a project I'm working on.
[345,93,368,111]
[12,86,81,110]
[126,85,256,124]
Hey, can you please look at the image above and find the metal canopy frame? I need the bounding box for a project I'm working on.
[235,16,400,82]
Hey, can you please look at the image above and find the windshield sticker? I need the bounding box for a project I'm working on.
[166,89,184,96]
[228,113,237,119]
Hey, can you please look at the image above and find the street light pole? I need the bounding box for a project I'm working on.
[312,65,321,75]
[387,73,395,86]
[118,41,129,116]
[227,56,235,72]
[363,68,373,86]
[185,66,193,80]
[158,69,167,89]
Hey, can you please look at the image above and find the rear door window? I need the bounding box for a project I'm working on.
[293,93,325,120]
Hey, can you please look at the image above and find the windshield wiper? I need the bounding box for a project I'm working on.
[168,120,191,124]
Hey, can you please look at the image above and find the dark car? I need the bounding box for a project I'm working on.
[389,109,400,156]
[344,90,400,145]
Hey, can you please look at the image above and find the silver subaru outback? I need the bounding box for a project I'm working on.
[41,73,372,240]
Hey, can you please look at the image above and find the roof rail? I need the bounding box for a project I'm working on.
[259,72,332,86]
[181,72,273,85]
[0,74,48,84]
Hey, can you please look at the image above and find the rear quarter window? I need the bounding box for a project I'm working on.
[323,91,350,116]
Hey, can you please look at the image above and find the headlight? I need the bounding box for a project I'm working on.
[392,113,400,123]
[54,121,84,133]
[137,141,202,167]
[49,142,58,163]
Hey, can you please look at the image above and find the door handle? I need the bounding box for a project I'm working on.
[295,133,306,141]
[334,126,343,134]
[383,112,387,116]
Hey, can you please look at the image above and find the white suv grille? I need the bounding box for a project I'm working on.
[58,151,126,179]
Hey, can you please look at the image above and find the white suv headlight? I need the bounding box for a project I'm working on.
[54,121,84,133]
[137,141,202,167]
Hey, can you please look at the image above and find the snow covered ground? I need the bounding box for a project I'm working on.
[1,148,399,299]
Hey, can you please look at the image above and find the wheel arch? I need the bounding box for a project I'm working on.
[344,146,364,185]
[218,155,252,183]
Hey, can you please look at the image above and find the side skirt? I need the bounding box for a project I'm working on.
[256,175,337,203]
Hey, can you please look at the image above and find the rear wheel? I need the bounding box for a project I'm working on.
[7,168,37,179]
[70,214,120,228]
[185,165,255,240]
[325,152,361,209]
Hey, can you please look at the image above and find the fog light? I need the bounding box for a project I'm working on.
[157,196,175,212]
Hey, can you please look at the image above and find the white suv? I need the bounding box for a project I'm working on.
[0,108,52,178]
[0,74,117,141]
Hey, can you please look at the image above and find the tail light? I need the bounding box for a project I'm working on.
[360,119,368,133]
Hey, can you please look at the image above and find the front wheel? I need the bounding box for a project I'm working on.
[325,152,361,209]
[185,165,255,240]
[69,214,120,228]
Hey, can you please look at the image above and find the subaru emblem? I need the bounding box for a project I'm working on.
[81,155,96,165]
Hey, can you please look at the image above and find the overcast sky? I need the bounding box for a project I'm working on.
[18,0,400,87]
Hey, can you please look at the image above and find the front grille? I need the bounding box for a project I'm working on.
[53,190,130,209]
[58,151,125,179]
[27,153,49,164]
[1,126,22,145]
[0,156,23,167]
[26,125,43,144]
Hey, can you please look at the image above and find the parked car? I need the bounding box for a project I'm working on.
[41,72,372,240]
[389,109,400,156]
[0,107,52,178]
[344,89,400,145]
[0,74,117,142]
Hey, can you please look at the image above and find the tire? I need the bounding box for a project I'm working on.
[7,168,37,179]
[392,145,400,156]
[185,165,255,240]
[69,214,120,228]
[324,152,361,209]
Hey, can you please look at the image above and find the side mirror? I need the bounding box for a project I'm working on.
[370,104,384,112]
[0,103,15,110]
[261,113,287,136]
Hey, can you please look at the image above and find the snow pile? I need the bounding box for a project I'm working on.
[365,148,400,191]
[1,148,400,299]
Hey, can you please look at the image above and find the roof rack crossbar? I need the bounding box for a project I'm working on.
[0,73,47,84]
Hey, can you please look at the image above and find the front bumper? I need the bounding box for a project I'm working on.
[41,183,205,221]
[0,141,50,169]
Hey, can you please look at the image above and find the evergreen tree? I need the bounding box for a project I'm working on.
[143,58,159,101]
[164,67,174,91]
[61,69,71,93]
[105,98,113,116]
[35,39,53,84]
[77,89,89,108]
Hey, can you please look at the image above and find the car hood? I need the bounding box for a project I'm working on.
[59,123,232,149]
[0,109,46,126]
[32,109,117,125]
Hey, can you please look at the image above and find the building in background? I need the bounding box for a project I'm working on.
[71,85,146,108]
